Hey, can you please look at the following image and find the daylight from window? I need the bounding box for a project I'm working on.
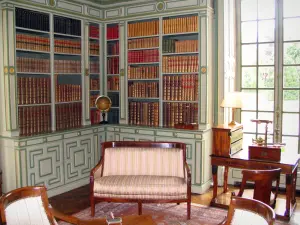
[240,0,300,154]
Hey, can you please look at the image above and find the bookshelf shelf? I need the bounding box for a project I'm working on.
[55,73,82,75]
[162,52,198,56]
[54,52,81,56]
[107,38,119,42]
[90,54,100,57]
[90,89,101,92]
[163,100,198,103]
[128,47,159,51]
[128,78,159,81]
[16,27,50,34]
[89,37,99,40]
[16,49,50,54]
[18,103,52,107]
[162,31,198,37]
[128,62,159,65]
[162,72,199,75]
[17,72,51,75]
[107,55,119,58]
[55,101,82,104]
[54,33,81,38]
[107,74,119,76]
[111,106,119,109]
[107,90,120,93]
[128,97,159,100]
[127,34,159,40]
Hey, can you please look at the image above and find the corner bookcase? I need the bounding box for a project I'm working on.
[0,0,214,197]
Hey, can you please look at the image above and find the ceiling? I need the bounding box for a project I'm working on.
[87,0,153,6]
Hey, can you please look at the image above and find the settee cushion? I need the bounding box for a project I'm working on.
[102,147,184,178]
[94,175,187,199]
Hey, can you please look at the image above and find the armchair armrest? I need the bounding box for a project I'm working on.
[50,206,80,225]
[184,162,191,184]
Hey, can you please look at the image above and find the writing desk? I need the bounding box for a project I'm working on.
[211,149,300,221]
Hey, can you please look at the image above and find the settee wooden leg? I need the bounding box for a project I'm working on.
[187,201,191,220]
[138,202,142,215]
[91,198,95,217]
[177,203,180,205]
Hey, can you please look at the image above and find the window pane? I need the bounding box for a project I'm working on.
[258,20,275,42]
[284,18,300,41]
[258,90,274,111]
[282,136,299,155]
[241,0,257,21]
[243,133,256,148]
[241,111,256,132]
[258,43,274,65]
[242,67,256,88]
[242,21,257,43]
[241,90,257,110]
[283,66,300,88]
[284,0,300,17]
[257,112,274,134]
[282,113,299,135]
[258,67,274,88]
[242,44,257,65]
[283,90,299,112]
[258,0,275,20]
[284,43,300,65]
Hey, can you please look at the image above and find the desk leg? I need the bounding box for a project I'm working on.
[292,170,297,205]
[223,166,228,193]
[285,174,292,217]
[212,165,218,201]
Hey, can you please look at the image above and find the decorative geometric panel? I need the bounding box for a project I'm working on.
[186,144,192,159]
[26,142,64,190]
[64,135,94,184]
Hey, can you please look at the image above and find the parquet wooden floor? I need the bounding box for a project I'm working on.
[49,184,300,217]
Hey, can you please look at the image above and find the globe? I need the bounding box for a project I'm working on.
[95,95,112,124]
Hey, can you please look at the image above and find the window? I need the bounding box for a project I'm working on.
[238,0,300,154]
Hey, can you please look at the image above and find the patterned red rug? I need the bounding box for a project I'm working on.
[58,202,289,225]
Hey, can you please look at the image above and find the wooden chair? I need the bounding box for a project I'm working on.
[219,196,275,225]
[233,168,281,208]
[0,186,109,225]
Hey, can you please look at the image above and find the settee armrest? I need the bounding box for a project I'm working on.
[90,158,104,182]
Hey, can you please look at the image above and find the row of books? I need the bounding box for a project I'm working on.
[107,25,119,40]
[108,93,119,107]
[17,77,51,105]
[128,65,159,79]
[163,16,198,34]
[128,20,159,37]
[162,39,198,53]
[163,75,198,101]
[107,58,119,74]
[128,82,159,98]
[17,57,50,73]
[90,109,101,124]
[89,95,98,107]
[90,78,100,90]
[89,25,99,38]
[162,55,199,73]
[16,8,49,32]
[128,49,159,63]
[55,103,82,131]
[16,34,50,52]
[54,15,81,36]
[107,76,120,91]
[54,60,81,73]
[54,39,81,54]
[107,42,119,55]
[90,42,100,55]
[163,102,198,128]
[128,37,159,50]
[55,84,81,102]
[18,106,51,136]
[128,101,159,127]
[108,108,119,124]
[90,61,100,74]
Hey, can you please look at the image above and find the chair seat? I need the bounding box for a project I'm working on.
[234,189,275,206]
[94,175,187,199]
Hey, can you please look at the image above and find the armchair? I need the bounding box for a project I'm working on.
[219,196,275,225]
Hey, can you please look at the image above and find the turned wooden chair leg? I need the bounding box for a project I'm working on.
[138,202,142,215]
[187,201,191,220]
[91,198,95,217]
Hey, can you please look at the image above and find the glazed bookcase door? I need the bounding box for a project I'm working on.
[15,7,52,136]
[127,18,160,127]
[105,23,120,124]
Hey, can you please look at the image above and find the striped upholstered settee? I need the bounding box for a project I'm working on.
[90,141,192,219]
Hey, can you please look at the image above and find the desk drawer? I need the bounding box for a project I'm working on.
[230,128,243,143]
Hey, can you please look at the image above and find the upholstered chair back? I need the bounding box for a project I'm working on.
[4,196,58,225]
[102,147,185,177]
